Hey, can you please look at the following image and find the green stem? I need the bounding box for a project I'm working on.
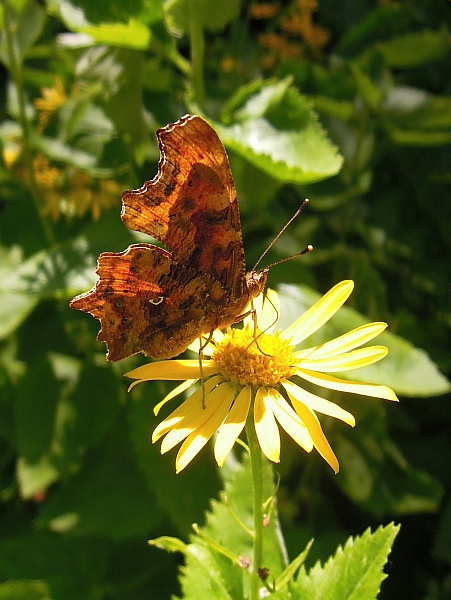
[245,412,265,600]
[2,1,54,245]
[188,0,206,109]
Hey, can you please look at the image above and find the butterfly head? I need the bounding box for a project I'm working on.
[246,268,269,300]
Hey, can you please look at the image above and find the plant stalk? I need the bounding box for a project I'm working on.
[246,412,265,600]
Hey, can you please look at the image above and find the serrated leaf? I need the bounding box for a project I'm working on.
[215,81,342,184]
[177,455,288,599]
[277,284,450,397]
[294,524,400,599]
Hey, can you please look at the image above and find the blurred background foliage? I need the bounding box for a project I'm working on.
[0,0,450,598]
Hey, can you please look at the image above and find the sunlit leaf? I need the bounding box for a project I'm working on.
[293,524,400,599]
[215,80,343,184]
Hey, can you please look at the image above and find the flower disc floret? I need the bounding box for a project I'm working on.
[212,326,297,388]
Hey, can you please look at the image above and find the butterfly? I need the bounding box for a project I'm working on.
[70,114,269,361]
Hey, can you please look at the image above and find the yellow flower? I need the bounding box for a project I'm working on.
[125,281,398,474]
[34,77,67,131]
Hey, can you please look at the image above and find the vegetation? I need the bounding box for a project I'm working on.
[0,0,450,598]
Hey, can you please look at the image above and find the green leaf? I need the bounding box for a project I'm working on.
[215,80,343,184]
[47,0,152,50]
[127,385,222,534]
[165,0,242,34]
[336,4,414,58]
[0,246,38,339]
[375,26,450,68]
[37,424,163,539]
[85,19,150,49]
[15,355,60,462]
[334,406,443,517]
[276,283,451,397]
[75,47,149,160]
[0,211,133,336]
[0,532,110,599]
[176,454,289,599]
[0,580,52,600]
[0,0,46,67]
[16,455,60,500]
[383,91,451,147]
[293,524,400,599]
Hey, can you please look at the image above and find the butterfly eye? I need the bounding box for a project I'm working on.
[122,316,130,324]
[115,301,123,308]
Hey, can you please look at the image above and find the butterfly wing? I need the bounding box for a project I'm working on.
[121,114,247,299]
[70,244,226,361]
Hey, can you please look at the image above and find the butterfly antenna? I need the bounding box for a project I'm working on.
[252,198,312,271]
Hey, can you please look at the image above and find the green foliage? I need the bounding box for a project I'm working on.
[0,0,450,597]
[153,458,398,599]
[294,524,399,599]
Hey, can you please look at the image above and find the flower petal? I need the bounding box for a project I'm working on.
[214,386,251,467]
[282,280,354,346]
[284,381,339,473]
[175,385,236,473]
[297,346,388,372]
[154,379,197,415]
[296,369,399,401]
[267,389,314,452]
[296,322,388,359]
[160,382,234,454]
[254,388,280,463]
[258,289,280,333]
[188,331,224,356]
[282,381,355,426]
[152,376,222,442]
[125,359,216,383]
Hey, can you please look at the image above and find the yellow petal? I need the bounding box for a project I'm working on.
[297,346,388,372]
[214,386,251,467]
[254,388,280,463]
[267,389,314,452]
[154,379,197,416]
[296,322,387,359]
[282,281,354,346]
[258,289,280,333]
[160,382,234,454]
[175,385,236,472]
[152,376,222,442]
[187,331,224,356]
[296,369,399,402]
[125,360,217,382]
[284,381,339,473]
[282,381,355,426]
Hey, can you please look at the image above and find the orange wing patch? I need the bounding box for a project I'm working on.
[70,114,268,361]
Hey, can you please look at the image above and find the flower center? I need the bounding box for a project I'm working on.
[212,326,298,388]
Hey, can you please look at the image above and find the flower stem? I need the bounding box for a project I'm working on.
[2,1,54,245]
[246,411,265,600]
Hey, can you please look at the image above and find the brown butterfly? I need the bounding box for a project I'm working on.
[70,115,270,361]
